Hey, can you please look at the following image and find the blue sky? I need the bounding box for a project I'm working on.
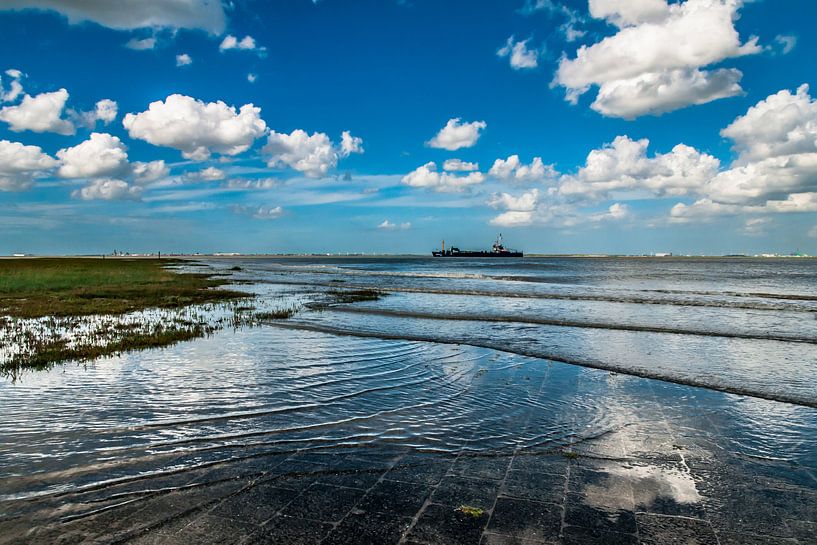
[1,0,816,255]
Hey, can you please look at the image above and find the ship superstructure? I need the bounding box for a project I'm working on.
[432,234,523,258]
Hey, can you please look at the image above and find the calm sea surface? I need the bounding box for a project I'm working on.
[2,257,816,514]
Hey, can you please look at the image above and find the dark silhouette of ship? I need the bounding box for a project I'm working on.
[432,234,523,258]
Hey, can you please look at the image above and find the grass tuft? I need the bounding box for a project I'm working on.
[455,505,485,518]
[329,289,383,303]
[4,323,212,374]
[255,307,297,320]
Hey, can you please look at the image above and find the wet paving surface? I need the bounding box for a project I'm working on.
[1,328,816,544]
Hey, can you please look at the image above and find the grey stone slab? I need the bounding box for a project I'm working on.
[634,495,707,519]
[637,513,718,545]
[785,518,817,541]
[120,511,209,545]
[406,503,489,545]
[716,532,800,545]
[209,484,299,525]
[385,457,450,486]
[243,515,332,545]
[704,486,798,538]
[432,475,501,509]
[485,497,562,543]
[479,531,558,544]
[132,479,247,522]
[356,479,432,517]
[316,469,384,490]
[321,509,412,545]
[449,456,513,481]
[568,465,635,504]
[502,470,565,504]
[280,483,365,523]
[563,493,636,534]
[509,454,568,476]
[560,525,638,545]
[170,514,259,545]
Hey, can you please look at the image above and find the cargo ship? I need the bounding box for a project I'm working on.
[432,234,523,258]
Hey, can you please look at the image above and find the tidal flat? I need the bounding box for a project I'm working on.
[0,258,254,377]
[1,257,816,544]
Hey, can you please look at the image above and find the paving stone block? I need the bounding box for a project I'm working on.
[406,503,489,545]
[209,484,298,525]
[449,456,513,481]
[502,470,565,504]
[322,510,412,545]
[560,525,638,545]
[563,494,636,534]
[280,483,365,523]
[509,454,568,476]
[356,479,432,517]
[479,530,558,544]
[243,515,332,544]
[432,475,501,509]
[486,497,562,543]
[637,513,718,545]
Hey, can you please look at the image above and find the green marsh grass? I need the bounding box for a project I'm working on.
[0,258,245,318]
[0,258,249,374]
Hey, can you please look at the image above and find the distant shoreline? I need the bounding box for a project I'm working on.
[1,254,814,260]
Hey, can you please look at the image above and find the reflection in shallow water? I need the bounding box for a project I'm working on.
[1,257,817,543]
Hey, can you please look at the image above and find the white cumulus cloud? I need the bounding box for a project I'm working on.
[427,118,486,151]
[589,0,670,28]
[497,37,539,70]
[132,160,168,184]
[402,161,485,192]
[488,189,540,227]
[71,178,141,201]
[123,94,268,160]
[681,85,817,208]
[125,37,156,50]
[443,159,479,172]
[176,53,192,66]
[72,98,119,128]
[0,139,58,191]
[489,155,557,183]
[559,135,720,199]
[1,69,24,103]
[591,67,744,119]
[340,130,364,157]
[1,0,226,33]
[57,132,129,178]
[556,0,761,118]
[199,166,225,180]
[0,89,75,135]
[720,84,817,164]
[263,129,363,178]
[93,99,118,124]
[219,35,264,53]
[489,189,540,212]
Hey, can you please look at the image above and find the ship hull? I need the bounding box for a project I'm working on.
[432,251,523,258]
